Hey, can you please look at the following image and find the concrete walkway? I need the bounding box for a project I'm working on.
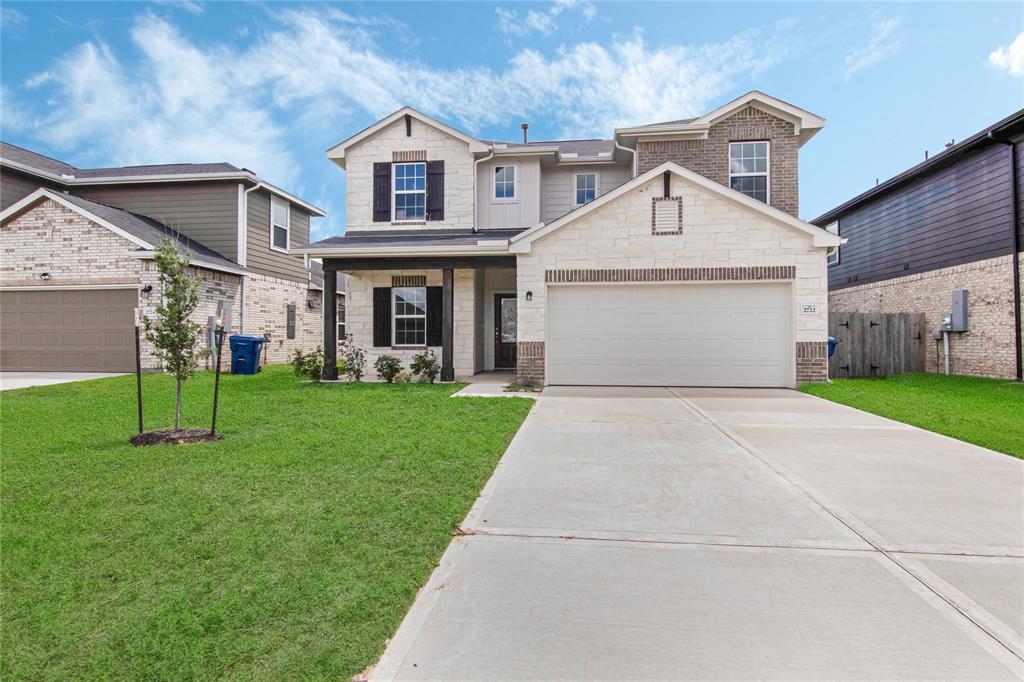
[373,387,1024,680]
[0,371,128,391]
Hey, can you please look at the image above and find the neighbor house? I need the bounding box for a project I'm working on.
[0,142,337,372]
[302,91,842,387]
[812,110,1023,380]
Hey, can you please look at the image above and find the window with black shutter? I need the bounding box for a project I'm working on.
[426,160,444,221]
[373,162,392,222]
[372,287,391,346]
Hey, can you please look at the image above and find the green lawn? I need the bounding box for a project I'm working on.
[1,366,533,680]
[800,373,1024,459]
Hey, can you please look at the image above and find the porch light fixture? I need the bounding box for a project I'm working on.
[40,272,51,280]
[141,284,153,294]
[525,291,533,301]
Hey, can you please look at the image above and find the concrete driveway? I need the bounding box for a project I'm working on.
[374,387,1024,680]
[0,371,128,391]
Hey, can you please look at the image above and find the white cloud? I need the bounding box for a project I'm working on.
[842,15,901,80]
[989,31,1024,77]
[496,0,597,40]
[4,10,793,234]
[0,5,27,33]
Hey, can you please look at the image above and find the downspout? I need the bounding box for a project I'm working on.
[988,132,1022,380]
[473,151,494,231]
[239,180,265,335]
[614,138,637,177]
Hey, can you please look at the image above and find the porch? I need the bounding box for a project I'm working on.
[319,256,519,381]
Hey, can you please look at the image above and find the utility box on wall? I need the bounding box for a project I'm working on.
[951,289,969,332]
[286,304,296,339]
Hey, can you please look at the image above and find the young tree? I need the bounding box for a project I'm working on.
[143,239,209,430]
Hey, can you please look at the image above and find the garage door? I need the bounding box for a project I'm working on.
[546,283,793,387]
[1,288,137,372]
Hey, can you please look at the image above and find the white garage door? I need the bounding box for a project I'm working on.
[546,283,793,387]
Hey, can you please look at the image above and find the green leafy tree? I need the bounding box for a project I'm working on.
[143,240,210,429]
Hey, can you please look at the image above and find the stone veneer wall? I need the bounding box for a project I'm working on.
[829,254,1021,379]
[343,268,476,380]
[1,198,242,369]
[636,106,800,218]
[515,173,830,386]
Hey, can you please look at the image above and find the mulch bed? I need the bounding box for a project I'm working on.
[130,429,222,446]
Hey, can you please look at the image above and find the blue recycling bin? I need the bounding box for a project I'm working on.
[827,335,838,358]
[229,334,266,375]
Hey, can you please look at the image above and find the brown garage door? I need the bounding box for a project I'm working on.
[1,288,137,372]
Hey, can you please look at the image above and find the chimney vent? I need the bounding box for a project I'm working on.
[521,122,529,143]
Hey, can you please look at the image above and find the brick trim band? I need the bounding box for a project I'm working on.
[516,341,545,385]
[392,150,427,162]
[545,266,796,284]
[392,275,427,287]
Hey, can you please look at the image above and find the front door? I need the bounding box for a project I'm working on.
[494,294,517,369]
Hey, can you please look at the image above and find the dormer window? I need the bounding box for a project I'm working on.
[394,162,426,221]
[494,165,516,200]
[729,141,769,203]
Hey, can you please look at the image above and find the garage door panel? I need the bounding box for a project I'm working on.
[1,288,137,372]
[547,283,793,387]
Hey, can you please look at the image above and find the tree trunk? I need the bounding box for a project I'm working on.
[174,379,182,430]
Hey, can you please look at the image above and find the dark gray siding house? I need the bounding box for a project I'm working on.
[813,109,1024,380]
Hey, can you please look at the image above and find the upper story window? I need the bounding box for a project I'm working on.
[494,165,516,200]
[728,141,769,203]
[394,162,426,222]
[575,172,598,206]
[393,286,426,346]
[825,221,840,266]
[270,196,290,251]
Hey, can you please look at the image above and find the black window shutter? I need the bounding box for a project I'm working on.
[373,162,392,222]
[426,160,444,222]
[286,304,296,339]
[426,286,442,346]
[373,287,392,347]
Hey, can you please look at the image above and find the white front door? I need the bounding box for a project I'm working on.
[546,283,793,387]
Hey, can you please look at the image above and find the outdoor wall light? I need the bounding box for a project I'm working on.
[141,284,154,294]
[525,291,533,301]
[39,272,51,280]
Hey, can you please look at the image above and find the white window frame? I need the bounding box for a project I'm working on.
[825,221,840,266]
[270,196,290,253]
[573,171,600,207]
[492,164,518,202]
[393,161,427,223]
[728,141,770,204]
[392,286,427,347]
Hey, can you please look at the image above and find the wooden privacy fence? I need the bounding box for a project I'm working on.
[828,312,925,378]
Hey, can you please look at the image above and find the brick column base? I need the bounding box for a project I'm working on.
[796,341,829,384]
[516,341,545,385]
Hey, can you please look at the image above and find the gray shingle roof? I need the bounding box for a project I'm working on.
[56,193,244,273]
[0,142,76,176]
[308,260,346,294]
[1,140,239,179]
[485,138,616,157]
[626,117,698,129]
[307,228,526,250]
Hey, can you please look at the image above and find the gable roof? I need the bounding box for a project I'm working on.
[509,161,844,253]
[615,91,825,147]
[0,141,325,217]
[326,107,489,168]
[0,188,248,276]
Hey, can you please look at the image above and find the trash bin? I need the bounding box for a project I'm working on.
[827,335,838,358]
[229,334,266,374]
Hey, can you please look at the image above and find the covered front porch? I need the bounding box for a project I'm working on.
[319,255,519,381]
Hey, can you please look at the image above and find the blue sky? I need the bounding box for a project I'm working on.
[1,1,1022,240]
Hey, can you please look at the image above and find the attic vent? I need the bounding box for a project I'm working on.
[651,197,683,235]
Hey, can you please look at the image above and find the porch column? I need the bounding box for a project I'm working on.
[323,266,338,380]
[441,267,454,381]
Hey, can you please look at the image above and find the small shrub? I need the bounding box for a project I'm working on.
[394,370,412,384]
[411,349,441,384]
[343,336,366,382]
[373,354,403,383]
[291,347,325,382]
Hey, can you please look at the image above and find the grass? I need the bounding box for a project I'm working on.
[1,366,533,680]
[800,372,1024,459]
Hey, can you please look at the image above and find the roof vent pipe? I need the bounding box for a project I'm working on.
[521,123,528,143]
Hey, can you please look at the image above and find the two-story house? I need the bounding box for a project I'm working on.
[303,91,843,387]
[0,142,339,372]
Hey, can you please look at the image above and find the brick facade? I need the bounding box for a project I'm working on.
[795,341,829,384]
[829,254,1021,379]
[516,341,545,385]
[637,106,800,217]
[241,273,323,365]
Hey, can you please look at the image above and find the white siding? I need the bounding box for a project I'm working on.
[474,158,541,229]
